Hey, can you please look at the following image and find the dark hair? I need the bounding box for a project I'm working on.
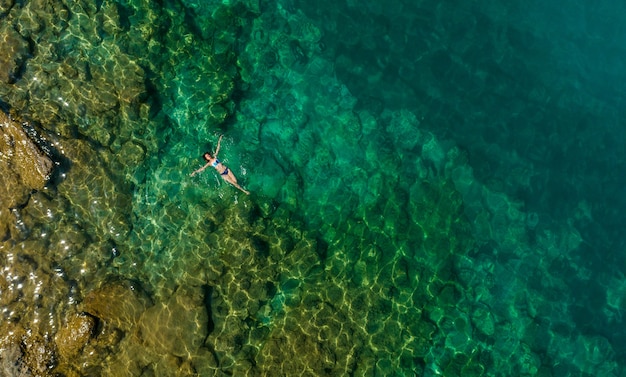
[203,152,211,161]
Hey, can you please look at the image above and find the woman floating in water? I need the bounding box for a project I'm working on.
[190,135,250,195]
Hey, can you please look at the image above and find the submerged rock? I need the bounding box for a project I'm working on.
[22,333,55,377]
[82,281,152,331]
[0,112,53,208]
[0,327,31,377]
[0,23,29,84]
[54,313,95,360]
[136,285,209,357]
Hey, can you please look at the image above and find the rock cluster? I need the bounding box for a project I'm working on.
[0,113,53,206]
[0,112,53,239]
[0,0,241,375]
[74,281,215,376]
[0,0,153,173]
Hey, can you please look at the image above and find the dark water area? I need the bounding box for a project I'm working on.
[1,0,625,376]
[304,0,626,326]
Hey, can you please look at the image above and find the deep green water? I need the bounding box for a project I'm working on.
[1,0,626,376]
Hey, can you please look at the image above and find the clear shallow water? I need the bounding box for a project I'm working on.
[1,0,625,376]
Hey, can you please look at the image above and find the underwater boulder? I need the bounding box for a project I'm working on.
[21,332,56,377]
[54,313,96,360]
[0,23,29,84]
[0,112,53,210]
[136,285,208,357]
[82,281,152,331]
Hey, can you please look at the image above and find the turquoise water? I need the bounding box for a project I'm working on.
[1,0,625,376]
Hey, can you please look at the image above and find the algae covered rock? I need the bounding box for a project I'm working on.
[21,332,56,377]
[0,0,14,15]
[0,112,53,209]
[56,138,132,243]
[471,305,495,337]
[54,313,95,359]
[136,286,209,357]
[0,23,29,84]
[0,326,31,377]
[83,281,152,331]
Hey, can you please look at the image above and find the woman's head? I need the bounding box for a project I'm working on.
[203,152,212,161]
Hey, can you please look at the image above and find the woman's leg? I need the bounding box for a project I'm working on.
[222,173,249,195]
[226,170,239,184]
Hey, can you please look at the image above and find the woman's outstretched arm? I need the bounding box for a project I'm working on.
[190,162,211,177]
[214,135,224,157]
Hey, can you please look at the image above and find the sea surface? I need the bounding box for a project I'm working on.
[1,0,625,376]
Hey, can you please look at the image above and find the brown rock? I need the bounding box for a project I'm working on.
[55,313,95,359]
[0,113,54,241]
[83,281,152,331]
[0,0,13,16]
[21,333,55,377]
[0,23,29,84]
[0,325,29,376]
[0,112,53,208]
[56,138,132,243]
[136,286,208,357]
